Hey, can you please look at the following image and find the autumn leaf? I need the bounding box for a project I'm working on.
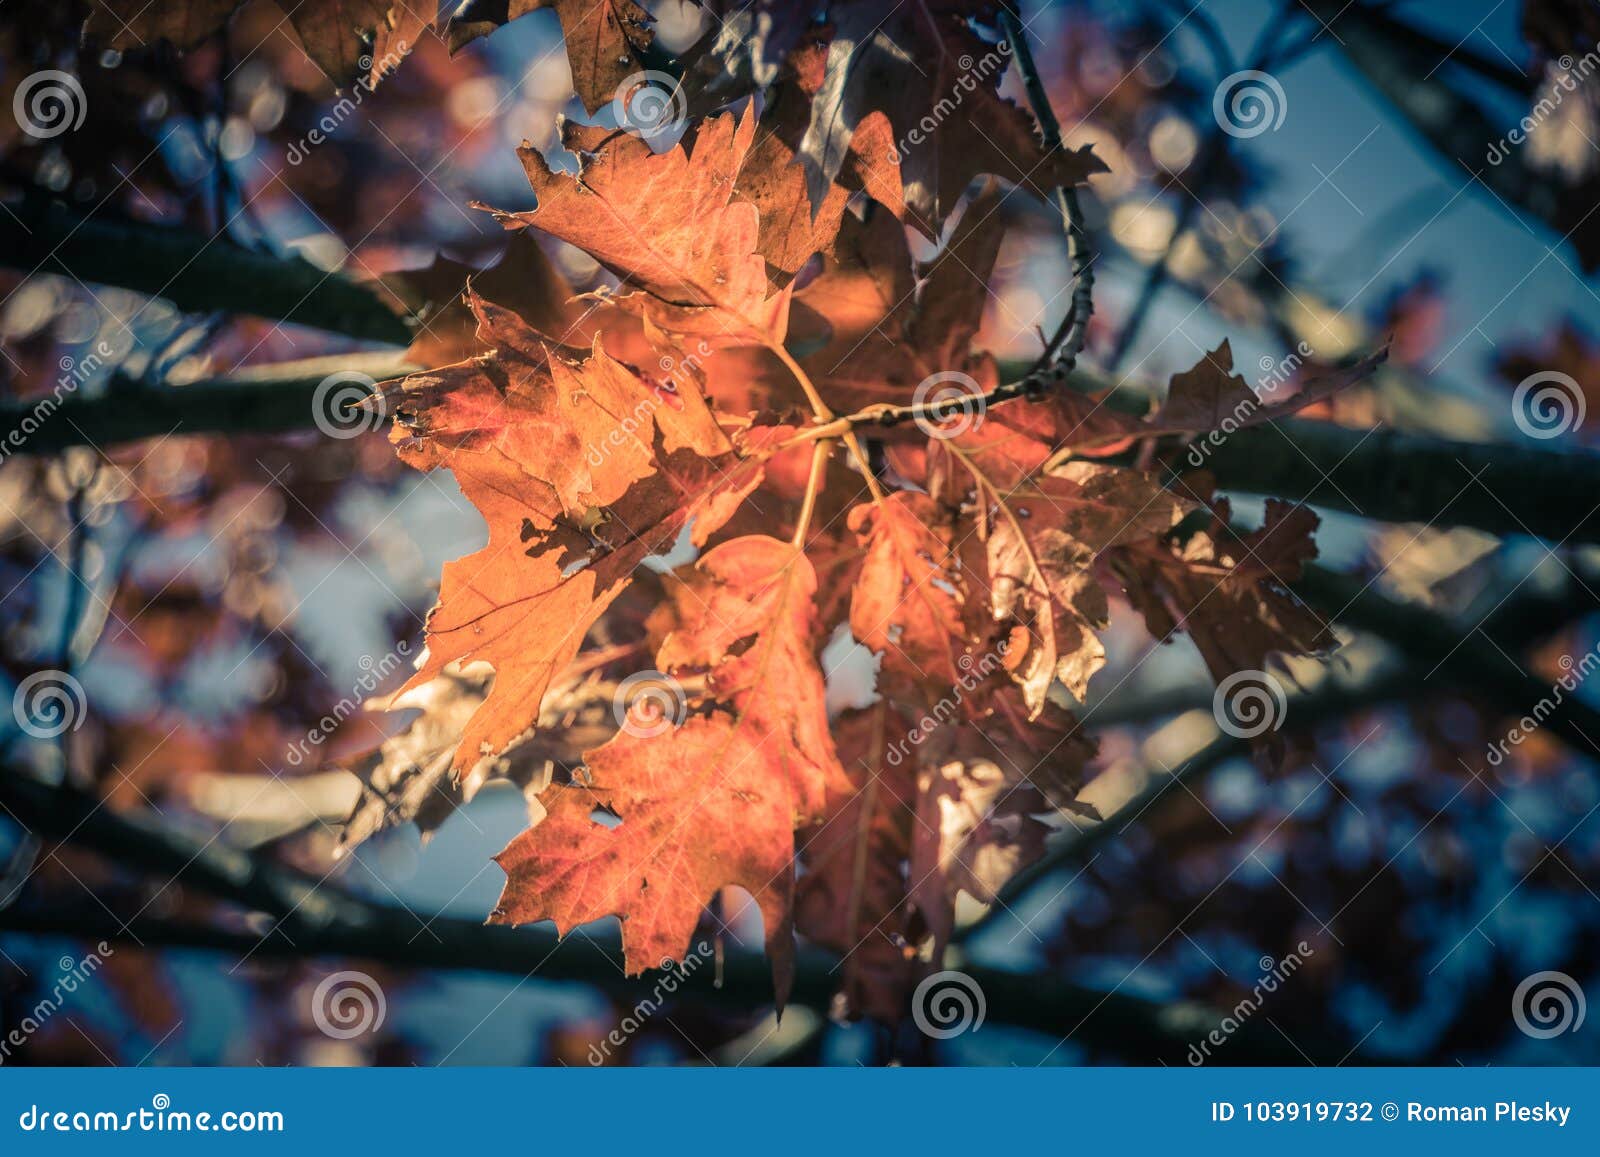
[491,535,849,1000]
[975,460,1192,709]
[381,231,575,369]
[337,663,614,852]
[655,535,852,820]
[1145,339,1388,439]
[911,753,1053,954]
[482,108,793,348]
[385,289,767,773]
[1114,497,1335,690]
[848,491,965,697]
[795,704,920,1022]
[795,184,1009,416]
[732,35,904,273]
[493,714,799,1000]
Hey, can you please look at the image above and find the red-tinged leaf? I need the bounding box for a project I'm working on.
[491,534,848,1001]
[385,291,766,772]
[1114,498,1335,689]
[730,34,904,273]
[337,664,613,853]
[492,714,798,1003]
[794,705,920,1022]
[1146,340,1389,443]
[381,232,575,369]
[940,341,1388,484]
[484,108,793,347]
[848,491,965,696]
[656,535,852,820]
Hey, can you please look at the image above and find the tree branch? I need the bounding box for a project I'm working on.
[1202,418,1600,545]
[2,354,415,455]
[0,201,414,346]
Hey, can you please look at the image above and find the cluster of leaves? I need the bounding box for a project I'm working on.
[10,1,1385,1024]
[296,5,1383,1017]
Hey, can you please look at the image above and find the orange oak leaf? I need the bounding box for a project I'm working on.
[492,714,798,1000]
[655,535,852,821]
[796,184,1009,416]
[381,231,575,369]
[483,108,792,348]
[911,753,1052,954]
[848,491,965,696]
[733,35,904,273]
[794,704,920,1022]
[1145,340,1388,440]
[491,534,849,1001]
[385,290,767,772]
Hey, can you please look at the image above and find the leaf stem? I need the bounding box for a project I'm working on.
[792,438,834,548]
